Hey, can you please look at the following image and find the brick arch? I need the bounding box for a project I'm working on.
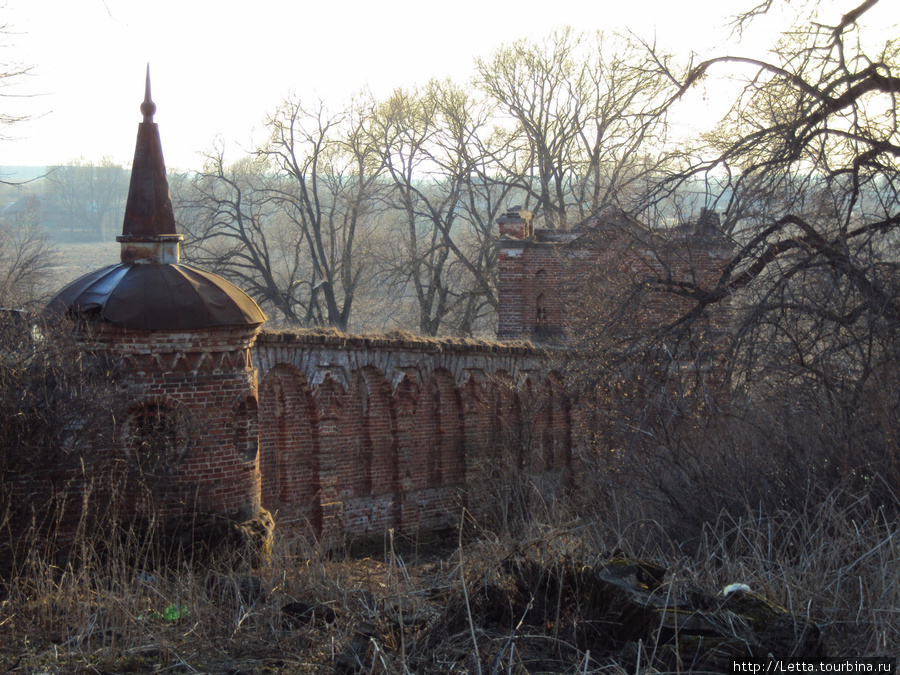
[413,374,442,489]
[536,372,571,471]
[314,373,346,427]
[391,373,420,528]
[120,394,193,457]
[345,366,397,498]
[460,373,488,450]
[392,372,419,419]
[123,393,188,414]
[459,373,491,512]
[460,374,487,463]
[423,368,465,488]
[520,376,540,468]
[259,363,321,531]
[249,335,562,537]
[487,370,523,469]
[335,366,400,532]
[403,368,465,528]
[119,395,193,491]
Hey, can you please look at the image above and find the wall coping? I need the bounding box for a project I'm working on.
[257,329,544,357]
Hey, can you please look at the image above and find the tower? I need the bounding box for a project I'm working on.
[496,207,573,341]
[49,70,267,523]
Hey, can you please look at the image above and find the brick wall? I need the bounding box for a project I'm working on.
[19,327,566,544]
[114,324,262,518]
[22,212,733,547]
[252,333,567,540]
[497,210,732,344]
[37,323,266,533]
[498,240,572,340]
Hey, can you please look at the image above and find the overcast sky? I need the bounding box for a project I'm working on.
[0,0,893,173]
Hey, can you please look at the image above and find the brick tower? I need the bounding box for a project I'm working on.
[49,70,267,523]
[496,207,576,341]
[496,206,732,343]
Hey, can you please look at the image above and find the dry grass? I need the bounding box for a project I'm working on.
[0,314,895,672]
[0,481,895,674]
[689,492,900,658]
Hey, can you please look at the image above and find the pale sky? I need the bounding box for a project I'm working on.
[0,0,893,173]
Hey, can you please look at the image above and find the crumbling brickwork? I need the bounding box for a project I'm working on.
[90,323,264,521]
[497,207,732,343]
[251,333,570,539]
[30,77,739,549]
[30,77,586,547]
[35,201,731,546]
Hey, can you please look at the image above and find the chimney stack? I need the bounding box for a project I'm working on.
[498,206,534,239]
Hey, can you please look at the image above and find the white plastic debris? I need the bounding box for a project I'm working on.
[722,583,751,596]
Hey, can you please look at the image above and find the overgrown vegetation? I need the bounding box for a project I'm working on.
[0,313,120,559]
[564,0,899,536]
[0,475,894,673]
[0,0,897,671]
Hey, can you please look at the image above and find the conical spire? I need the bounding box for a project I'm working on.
[120,65,178,241]
[49,68,266,330]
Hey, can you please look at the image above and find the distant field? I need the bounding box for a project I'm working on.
[48,241,120,291]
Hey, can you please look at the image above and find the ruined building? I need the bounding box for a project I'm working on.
[49,73,267,526]
[495,205,733,445]
[40,75,568,542]
[34,78,730,546]
[496,206,732,344]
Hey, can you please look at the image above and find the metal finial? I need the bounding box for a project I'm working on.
[122,64,176,240]
[140,64,156,122]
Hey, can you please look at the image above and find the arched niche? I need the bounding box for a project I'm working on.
[345,365,397,498]
[258,363,321,531]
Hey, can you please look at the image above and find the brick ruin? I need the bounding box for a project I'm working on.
[252,332,568,537]
[44,72,267,537]
[497,206,732,343]
[36,76,732,544]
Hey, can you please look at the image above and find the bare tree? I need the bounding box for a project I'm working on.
[176,150,312,324]
[0,16,61,309]
[569,0,900,532]
[89,158,128,240]
[259,97,385,329]
[178,99,385,330]
[0,202,59,308]
[44,159,128,240]
[643,0,899,387]
[0,20,31,146]
[372,80,515,336]
[476,28,671,230]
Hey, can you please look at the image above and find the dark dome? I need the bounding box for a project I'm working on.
[49,263,266,331]
[47,72,266,332]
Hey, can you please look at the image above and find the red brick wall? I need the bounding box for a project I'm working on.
[29,220,730,547]
[498,223,732,343]
[497,243,571,340]
[339,367,399,534]
[28,316,707,546]
[258,363,321,530]
[106,324,263,520]
[251,335,569,540]
[19,209,739,549]
[15,323,266,543]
